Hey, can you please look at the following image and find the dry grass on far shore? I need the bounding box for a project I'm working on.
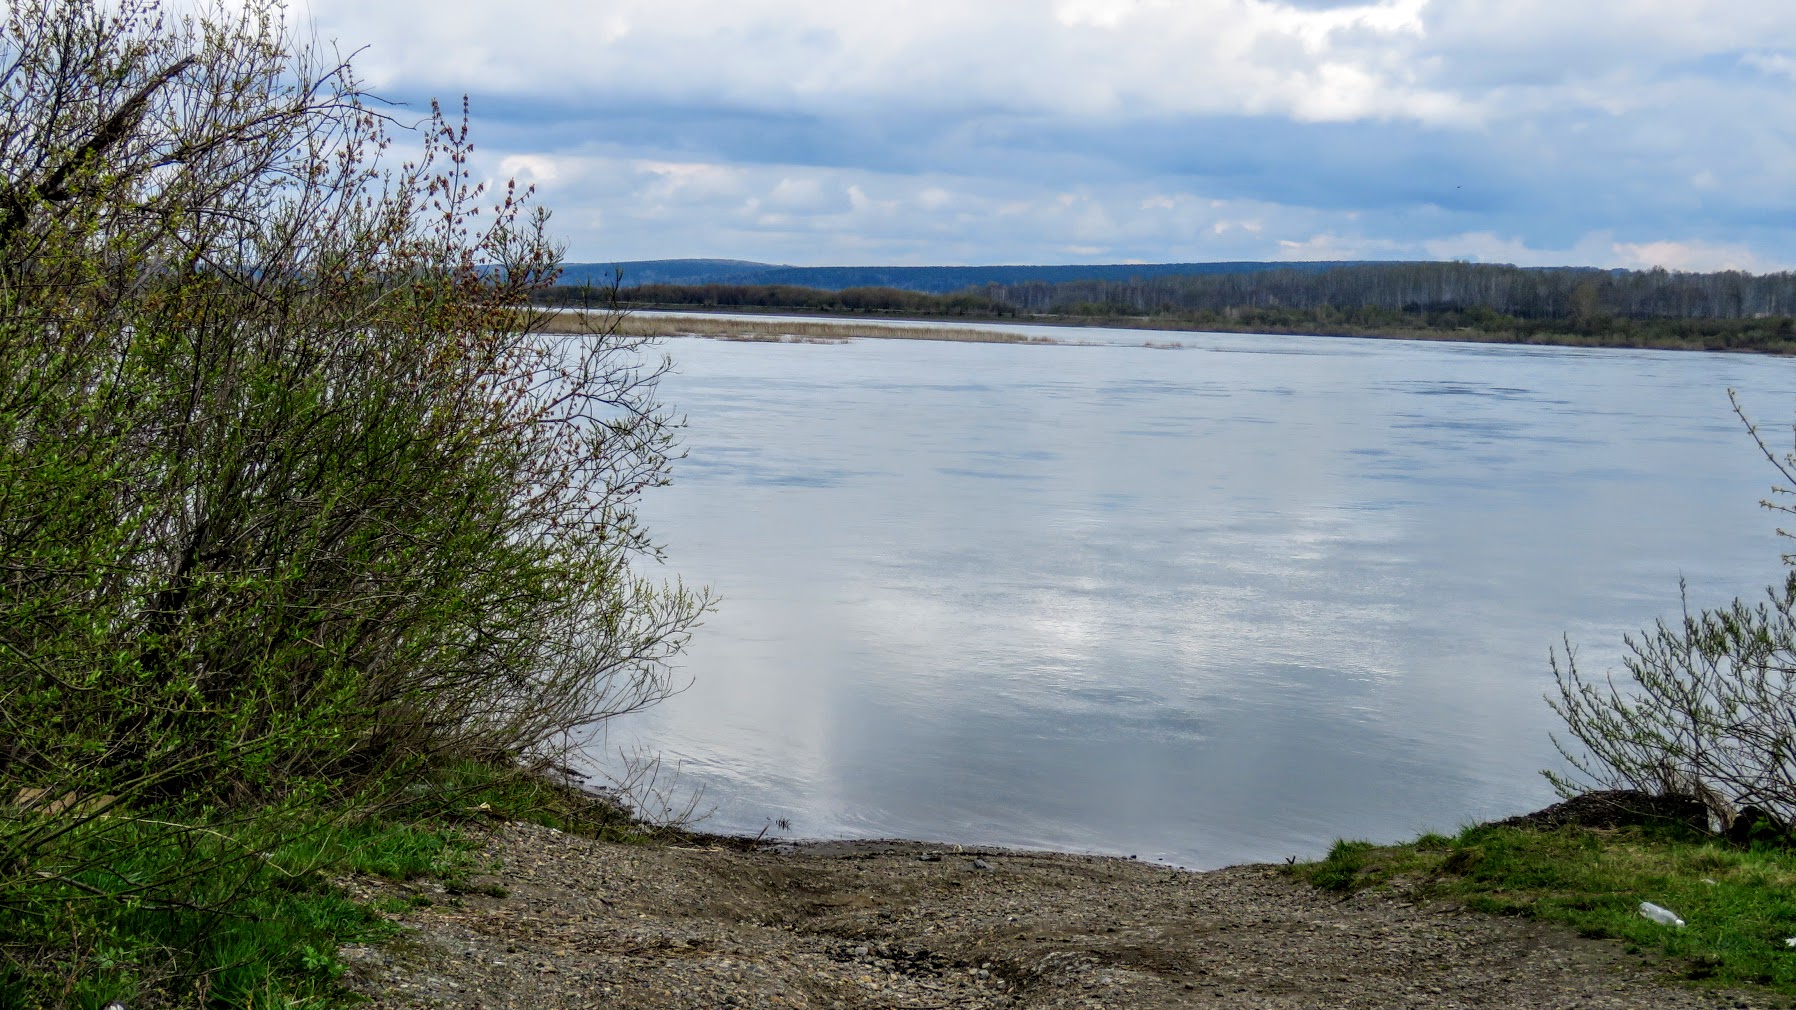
[533,309,1064,346]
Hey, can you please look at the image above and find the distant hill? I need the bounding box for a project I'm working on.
[554,259,1372,295]
[557,259,775,287]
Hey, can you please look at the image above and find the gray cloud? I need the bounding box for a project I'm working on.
[302,0,1796,269]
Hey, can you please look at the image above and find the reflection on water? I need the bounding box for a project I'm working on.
[591,327,1796,869]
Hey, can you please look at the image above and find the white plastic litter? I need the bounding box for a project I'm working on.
[1785,937,1796,948]
[1639,902,1685,927]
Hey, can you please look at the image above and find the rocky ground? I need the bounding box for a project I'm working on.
[333,822,1766,1010]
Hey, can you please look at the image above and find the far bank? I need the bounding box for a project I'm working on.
[535,284,1796,355]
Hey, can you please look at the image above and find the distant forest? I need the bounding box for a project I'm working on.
[550,257,1356,293]
[537,261,1796,353]
[988,261,1796,319]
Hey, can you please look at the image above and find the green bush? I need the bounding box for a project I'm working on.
[0,0,707,1000]
[1549,391,1796,833]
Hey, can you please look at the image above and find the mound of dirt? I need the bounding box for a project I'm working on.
[1487,790,1710,833]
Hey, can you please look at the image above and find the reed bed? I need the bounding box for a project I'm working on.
[535,310,1064,345]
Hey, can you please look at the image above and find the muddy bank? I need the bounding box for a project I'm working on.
[335,822,1756,1009]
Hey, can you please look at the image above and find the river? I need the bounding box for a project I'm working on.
[589,322,1796,869]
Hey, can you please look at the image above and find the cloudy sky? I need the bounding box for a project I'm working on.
[298,0,1796,270]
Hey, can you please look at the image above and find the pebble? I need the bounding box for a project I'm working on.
[329,822,1754,1010]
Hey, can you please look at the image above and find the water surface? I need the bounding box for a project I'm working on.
[593,326,1796,869]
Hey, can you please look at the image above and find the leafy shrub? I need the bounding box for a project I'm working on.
[0,0,707,993]
[1549,392,1796,834]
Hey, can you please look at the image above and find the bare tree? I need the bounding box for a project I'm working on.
[1548,392,1796,838]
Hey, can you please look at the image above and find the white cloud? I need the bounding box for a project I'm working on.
[634,161,746,204]
[1609,239,1770,273]
[305,0,1478,125]
[1053,0,1146,30]
[444,131,1796,270]
[1422,231,1783,272]
[498,154,559,185]
[298,0,1796,129]
[495,147,1376,263]
[1421,231,1577,266]
[1741,52,1796,80]
[916,187,954,211]
[1273,232,1406,260]
[767,177,851,213]
[286,0,1796,268]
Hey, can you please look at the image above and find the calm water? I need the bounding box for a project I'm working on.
[589,324,1796,869]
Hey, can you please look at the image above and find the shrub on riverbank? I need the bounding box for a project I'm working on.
[1547,391,1796,838]
[0,0,703,1003]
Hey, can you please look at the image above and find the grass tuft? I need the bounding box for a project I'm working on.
[0,761,648,1008]
[1291,822,1796,996]
[0,814,402,1009]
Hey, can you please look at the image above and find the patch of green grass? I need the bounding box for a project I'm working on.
[0,814,402,1009]
[0,762,652,1008]
[1309,839,1380,892]
[327,820,478,881]
[383,759,648,841]
[1291,822,1796,995]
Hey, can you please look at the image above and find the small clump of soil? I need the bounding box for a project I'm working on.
[335,819,1757,1009]
[1488,789,1710,833]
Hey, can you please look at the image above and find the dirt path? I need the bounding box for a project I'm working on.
[336,822,1754,1009]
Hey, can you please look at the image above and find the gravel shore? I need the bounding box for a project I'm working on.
[335,822,1758,1010]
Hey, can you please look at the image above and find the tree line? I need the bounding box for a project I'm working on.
[553,262,1796,322]
[547,261,1796,353]
[541,281,1014,316]
[983,261,1796,320]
